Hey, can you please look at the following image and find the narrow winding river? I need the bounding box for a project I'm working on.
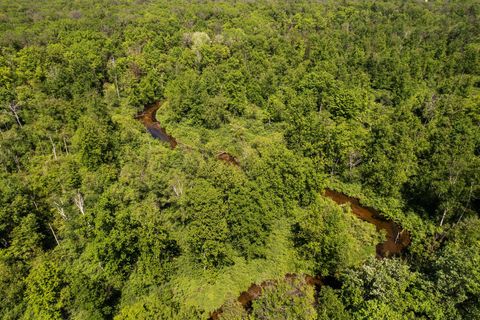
[324,189,411,257]
[137,101,411,319]
[136,101,177,148]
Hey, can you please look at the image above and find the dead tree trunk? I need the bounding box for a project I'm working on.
[49,135,57,160]
[48,223,60,245]
[9,102,22,128]
[73,191,85,215]
[439,208,448,227]
[54,201,67,220]
[63,136,69,154]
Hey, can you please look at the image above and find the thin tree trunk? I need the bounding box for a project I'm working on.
[114,74,120,99]
[49,135,57,160]
[63,136,69,154]
[395,230,401,243]
[9,102,22,127]
[453,184,474,227]
[440,208,448,227]
[48,223,60,245]
[111,57,121,99]
[455,211,465,225]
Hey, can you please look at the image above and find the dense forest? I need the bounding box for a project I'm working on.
[0,0,479,319]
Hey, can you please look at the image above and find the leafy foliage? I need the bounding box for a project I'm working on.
[0,0,478,319]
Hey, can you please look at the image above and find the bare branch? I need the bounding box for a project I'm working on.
[172,178,183,197]
[73,191,85,215]
[8,102,22,128]
[53,201,67,220]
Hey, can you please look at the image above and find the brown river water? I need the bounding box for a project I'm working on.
[137,102,239,165]
[136,101,177,148]
[137,101,411,319]
[324,189,411,257]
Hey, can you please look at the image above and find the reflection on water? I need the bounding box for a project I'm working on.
[136,101,177,149]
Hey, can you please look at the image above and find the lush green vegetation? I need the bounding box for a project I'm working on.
[0,0,479,319]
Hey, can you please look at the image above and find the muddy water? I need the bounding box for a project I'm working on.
[216,152,240,166]
[324,189,411,257]
[137,101,411,319]
[137,102,410,257]
[136,101,177,148]
[137,102,239,165]
[210,192,411,319]
[236,274,322,307]
[210,274,323,320]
